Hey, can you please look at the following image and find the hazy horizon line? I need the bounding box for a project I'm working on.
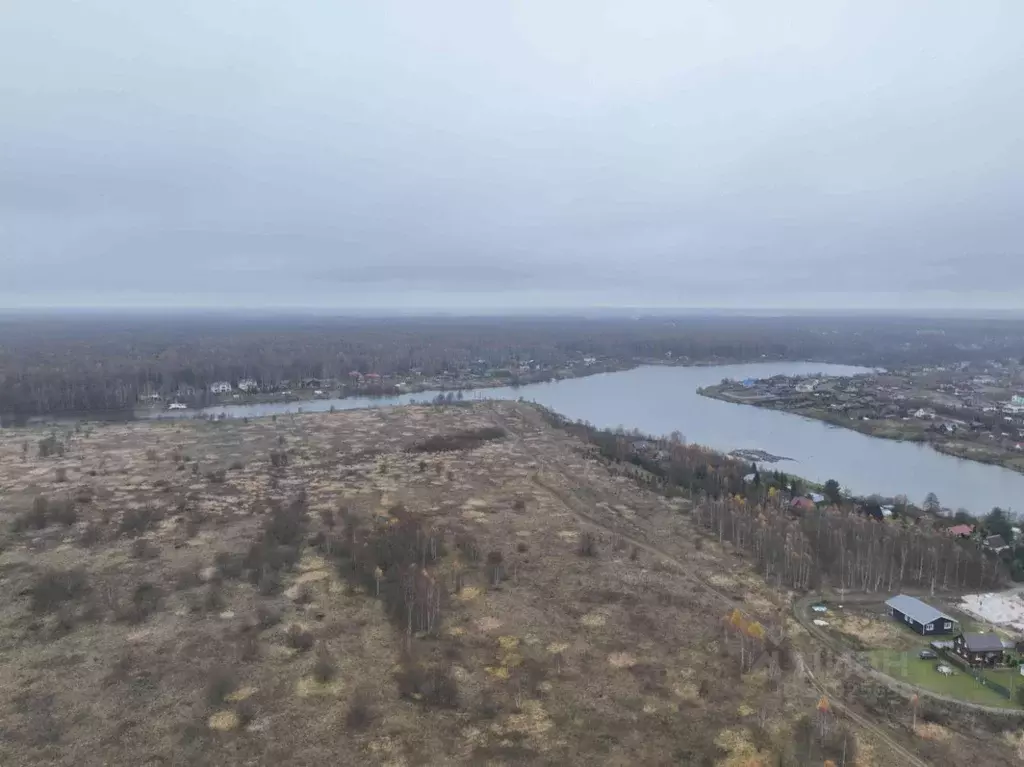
[2,306,1024,320]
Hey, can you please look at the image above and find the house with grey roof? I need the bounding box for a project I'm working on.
[984,534,1010,553]
[953,632,1006,666]
[884,594,958,636]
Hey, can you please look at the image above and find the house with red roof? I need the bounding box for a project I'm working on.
[946,524,974,538]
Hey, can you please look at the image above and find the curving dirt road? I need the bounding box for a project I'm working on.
[487,405,930,765]
[529,470,931,767]
[793,592,1024,718]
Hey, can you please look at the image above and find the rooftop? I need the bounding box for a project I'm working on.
[962,633,1005,653]
[885,594,954,626]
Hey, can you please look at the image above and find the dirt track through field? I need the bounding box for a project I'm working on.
[491,408,931,767]
[792,592,1024,717]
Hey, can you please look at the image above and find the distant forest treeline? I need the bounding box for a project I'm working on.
[3,313,1024,423]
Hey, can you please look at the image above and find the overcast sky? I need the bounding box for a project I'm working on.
[2,2,1022,312]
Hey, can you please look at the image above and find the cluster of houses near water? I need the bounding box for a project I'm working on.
[778,491,1018,557]
[135,353,618,411]
[720,360,1024,453]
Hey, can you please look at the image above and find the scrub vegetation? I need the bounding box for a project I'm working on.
[0,401,1018,765]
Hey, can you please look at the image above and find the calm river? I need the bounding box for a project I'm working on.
[150,362,1024,514]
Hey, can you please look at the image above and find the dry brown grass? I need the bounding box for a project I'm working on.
[834,613,908,649]
[0,402,1014,766]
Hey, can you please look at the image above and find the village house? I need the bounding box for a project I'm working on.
[209,381,232,394]
[237,378,258,392]
[884,595,957,635]
[953,632,1006,666]
[946,524,974,538]
[1004,395,1024,415]
[984,534,1010,553]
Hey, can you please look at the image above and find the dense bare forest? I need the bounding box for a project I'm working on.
[693,497,1002,594]
[3,312,1024,423]
[539,407,1008,594]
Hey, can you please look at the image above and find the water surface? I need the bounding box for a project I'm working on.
[151,362,1024,514]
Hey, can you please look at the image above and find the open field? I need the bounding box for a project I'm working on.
[0,402,1020,765]
[0,403,813,765]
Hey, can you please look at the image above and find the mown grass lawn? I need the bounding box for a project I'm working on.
[869,650,1022,709]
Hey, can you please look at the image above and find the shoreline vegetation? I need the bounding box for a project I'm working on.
[535,403,1024,588]
[698,384,1024,477]
[7,356,825,427]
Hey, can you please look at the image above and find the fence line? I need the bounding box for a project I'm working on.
[934,647,1016,700]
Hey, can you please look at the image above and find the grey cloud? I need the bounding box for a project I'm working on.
[2,1,1023,310]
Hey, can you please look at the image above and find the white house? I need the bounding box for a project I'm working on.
[209,381,233,394]
[795,379,819,393]
[237,378,258,393]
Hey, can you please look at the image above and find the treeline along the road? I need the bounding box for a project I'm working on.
[3,313,1024,423]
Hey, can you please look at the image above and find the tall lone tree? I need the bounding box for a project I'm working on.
[985,507,1013,543]
[823,479,842,506]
